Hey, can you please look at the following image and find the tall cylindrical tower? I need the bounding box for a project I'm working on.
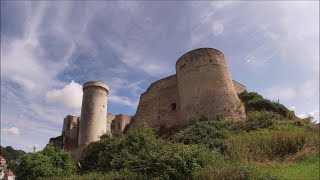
[176,48,245,125]
[78,81,109,147]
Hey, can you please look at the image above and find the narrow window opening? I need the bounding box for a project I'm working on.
[171,103,177,110]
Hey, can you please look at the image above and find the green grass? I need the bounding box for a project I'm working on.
[257,153,320,180]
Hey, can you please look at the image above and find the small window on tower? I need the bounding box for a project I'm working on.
[171,103,177,111]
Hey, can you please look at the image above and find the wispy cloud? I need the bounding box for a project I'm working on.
[108,96,138,108]
[2,127,20,136]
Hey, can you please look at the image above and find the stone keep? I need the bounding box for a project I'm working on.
[176,48,246,124]
[130,48,246,131]
[78,81,109,147]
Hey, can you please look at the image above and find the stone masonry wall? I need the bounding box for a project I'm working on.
[132,75,181,129]
[232,80,246,94]
[62,115,79,151]
[176,48,246,124]
[112,114,132,134]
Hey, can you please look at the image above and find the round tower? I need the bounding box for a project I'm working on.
[78,81,109,147]
[176,48,245,125]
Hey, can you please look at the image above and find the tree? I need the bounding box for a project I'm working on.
[15,144,76,180]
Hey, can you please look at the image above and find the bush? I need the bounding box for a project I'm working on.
[172,112,276,152]
[239,91,294,119]
[15,144,76,180]
[78,138,109,173]
[80,125,218,179]
[228,111,275,133]
[172,120,229,152]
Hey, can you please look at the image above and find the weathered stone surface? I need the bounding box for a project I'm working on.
[133,75,181,129]
[78,81,109,147]
[130,48,246,130]
[111,114,132,134]
[62,115,79,150]
[232,80,246,94]
[176,48,246,124]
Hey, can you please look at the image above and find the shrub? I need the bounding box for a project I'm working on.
[15,144,76,180]
[239,91,294,119]
[80,125,218,179]
[172,120,229,152]
[172,112,276,152]
[78,139,108,173]
[228,111,275,132]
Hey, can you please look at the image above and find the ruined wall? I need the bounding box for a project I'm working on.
[112,114,132,134]
[78,81,109,147]
[232,80,246,94]
[107,113,115,135]
[62,112,131,154]
[176,48,246,124]
[62,115,79,150]
[132,75,181,129]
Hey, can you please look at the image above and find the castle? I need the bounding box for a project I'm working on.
[58,48,246,156]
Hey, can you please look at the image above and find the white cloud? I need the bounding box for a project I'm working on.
[289,106,295,111]
[46,81,83,109]
[108,95,138,108]
[212,21,224,36]
[2,127,20,136]
[308,109,319,118]
[264,86,296,101]
[297,114,308,119]
[298,109,319,123]
[109,77,144,96]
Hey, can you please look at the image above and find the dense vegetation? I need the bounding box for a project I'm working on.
[0,146,26,161]
[14,144,76,180]
[12,91,319,179]
[238,91,295,118]
[0,145,26,172]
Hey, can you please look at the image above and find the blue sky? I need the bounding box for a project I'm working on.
[1,1,319,152]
